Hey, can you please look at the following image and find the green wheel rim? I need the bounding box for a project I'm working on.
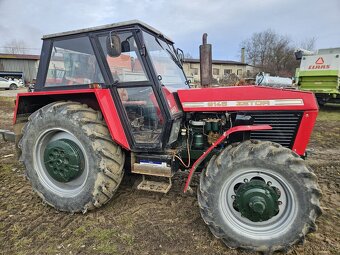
[219,167,297,239]
[234,179,279,222]
[33,128,89,198]
[44,139,85,183]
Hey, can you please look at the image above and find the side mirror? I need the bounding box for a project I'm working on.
[176,48,184,65]
[106,33,121,57]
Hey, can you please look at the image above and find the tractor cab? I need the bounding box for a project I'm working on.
[35,20,187,151]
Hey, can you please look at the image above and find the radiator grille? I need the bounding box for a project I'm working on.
[246,111,302,148]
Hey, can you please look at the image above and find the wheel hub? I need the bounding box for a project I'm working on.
[234,179,279,222]
[43,139,84,182]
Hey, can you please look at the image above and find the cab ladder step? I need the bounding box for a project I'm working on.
[137,175,172,193]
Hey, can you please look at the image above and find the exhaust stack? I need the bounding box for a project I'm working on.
[199,33,212,87]
[241,47,245,63]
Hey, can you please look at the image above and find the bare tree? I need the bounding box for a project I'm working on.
[299,37,316,51]
[267,35,297,76]
[241,30,301,76]
[184,52,193,59]
[241,29,276,68]
[2,39,27,54]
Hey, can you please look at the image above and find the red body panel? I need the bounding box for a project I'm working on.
[292,110,318,155]
[13,88,130,150]
[13,89,94,124]
[94,89,130,150]
[177,86,318,112]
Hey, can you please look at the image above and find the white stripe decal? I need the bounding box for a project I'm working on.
[182,99,304,108]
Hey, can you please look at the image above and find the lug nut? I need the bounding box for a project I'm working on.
[244,178,248,183]
[267,181,272,186]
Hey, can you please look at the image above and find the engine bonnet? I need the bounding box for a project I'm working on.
[177,86,318,112]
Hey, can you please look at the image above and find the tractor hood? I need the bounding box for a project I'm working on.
[177,86,318,112]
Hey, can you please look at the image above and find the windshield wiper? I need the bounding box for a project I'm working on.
[155,37,164,49]
[166,48,182,69]
[155,37,182,69]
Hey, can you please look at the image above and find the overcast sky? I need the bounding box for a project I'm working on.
[0,0,339,61]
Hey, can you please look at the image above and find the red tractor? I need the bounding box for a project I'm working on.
[12,20,321,253]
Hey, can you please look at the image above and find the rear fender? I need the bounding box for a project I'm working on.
[13,88,130,150]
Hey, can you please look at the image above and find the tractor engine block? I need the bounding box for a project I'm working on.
[185,112,232,150]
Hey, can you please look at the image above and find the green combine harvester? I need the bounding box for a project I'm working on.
[295,47,340,105]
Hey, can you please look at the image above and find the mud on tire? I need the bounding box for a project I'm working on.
[198,140,322,253]
[19,101,125,213]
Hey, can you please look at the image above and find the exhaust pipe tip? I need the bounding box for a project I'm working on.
[202,33,208,45]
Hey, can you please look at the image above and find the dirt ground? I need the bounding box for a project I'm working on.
[0,93,339,255]
[0,88,27,98]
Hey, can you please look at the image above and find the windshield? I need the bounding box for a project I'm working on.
[143,32,188,91]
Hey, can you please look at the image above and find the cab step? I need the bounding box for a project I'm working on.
[137,175,172,193]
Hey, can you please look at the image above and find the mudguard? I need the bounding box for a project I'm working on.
[13,88,130,150]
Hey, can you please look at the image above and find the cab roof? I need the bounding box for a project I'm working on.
[42,19,173,43]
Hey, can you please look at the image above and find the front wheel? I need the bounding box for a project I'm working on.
[198,140,322,253]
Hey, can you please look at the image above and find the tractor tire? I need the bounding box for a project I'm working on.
[19,101,125,213]
[198,140,322,254]
[9,83,17,90]
[317,98,328,107]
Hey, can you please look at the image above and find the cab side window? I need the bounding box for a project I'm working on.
[98,32,148,83]
[45,37,104,87]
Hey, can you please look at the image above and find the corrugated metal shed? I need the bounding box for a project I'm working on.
[0,53,40,82]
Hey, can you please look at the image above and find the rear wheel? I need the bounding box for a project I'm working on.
[9,83,17,90]
[19,101,125,212]
[198,140,322,253]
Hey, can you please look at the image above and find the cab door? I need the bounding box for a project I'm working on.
[95,30,167,150]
